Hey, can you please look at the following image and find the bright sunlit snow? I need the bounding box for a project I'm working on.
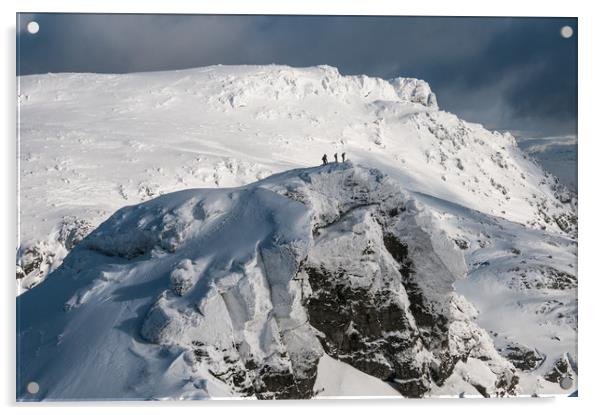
[17,65,577,400]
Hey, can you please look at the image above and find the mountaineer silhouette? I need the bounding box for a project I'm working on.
[334,153,339,163]
[321,154,328,165]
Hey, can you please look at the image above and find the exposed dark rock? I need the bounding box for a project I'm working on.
[17,217,94,286]
[512,266,577,291]
[303,262,429,397]
[472,382,490,398]
[454,238,470,250]
[495,373,520,397]
[191,332,319,399]
[57,217,94,251]
[554,212,577,237]
[544,356,574,384]
[302,225,502,398]
[16,265,26,280]
[19,246,45,276]
[541,267,577,290]
[255,363,318,400]
[500,343,544,371]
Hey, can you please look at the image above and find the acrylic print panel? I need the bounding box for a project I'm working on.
[16,13,578,401]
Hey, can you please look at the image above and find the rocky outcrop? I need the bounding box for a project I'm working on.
[500,343,544,371]
[16,216,93,290]
[544,355,576,388]
[284,165,517,397]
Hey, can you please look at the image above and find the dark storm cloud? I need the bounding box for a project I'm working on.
[17,14,577,138]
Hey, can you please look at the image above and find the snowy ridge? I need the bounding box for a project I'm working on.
[17,65,575,290]
[17,163,575,400]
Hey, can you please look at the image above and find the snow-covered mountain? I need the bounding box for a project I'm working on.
[17,65,576,290]
[17,65,577,399]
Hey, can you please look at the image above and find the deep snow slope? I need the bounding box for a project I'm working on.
[19,163,571,400]
[17,65,576,290]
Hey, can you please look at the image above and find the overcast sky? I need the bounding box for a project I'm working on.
[17,13,577,139]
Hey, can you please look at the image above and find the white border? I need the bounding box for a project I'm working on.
[3,1,601,414]
[0,0,584,16]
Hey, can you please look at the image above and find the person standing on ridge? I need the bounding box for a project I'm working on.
[342,152,346,162]
[334,153,339,163]
[322,154,328,165]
